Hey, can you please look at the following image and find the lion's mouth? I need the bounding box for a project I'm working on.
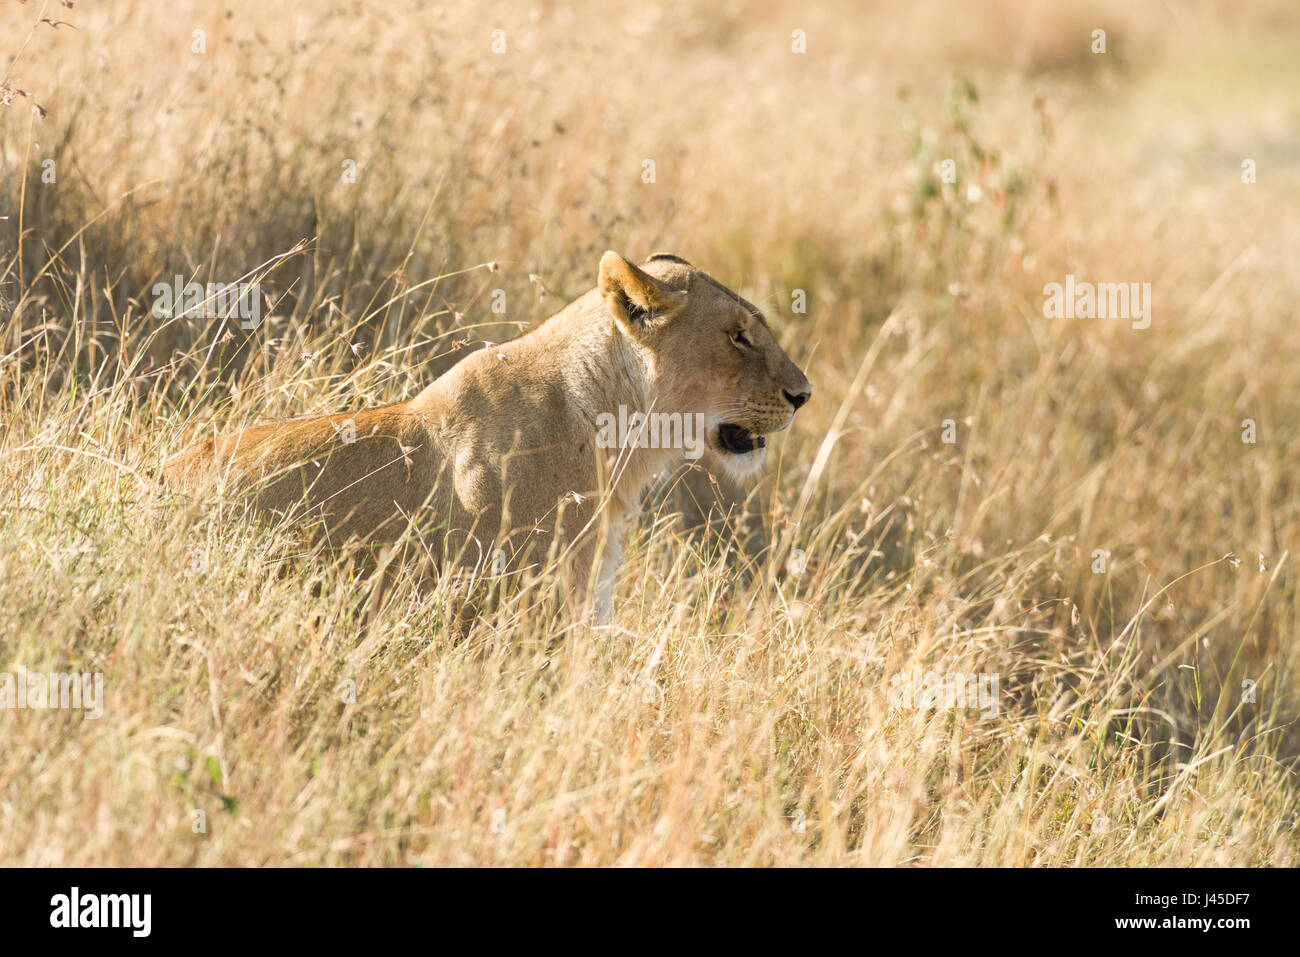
[717,423,766,455]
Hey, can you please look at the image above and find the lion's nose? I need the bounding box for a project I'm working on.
[783,388,811,411]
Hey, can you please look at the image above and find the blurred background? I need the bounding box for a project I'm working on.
[1,1,1299,864]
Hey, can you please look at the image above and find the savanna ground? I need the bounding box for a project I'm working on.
[1,0,1298,866]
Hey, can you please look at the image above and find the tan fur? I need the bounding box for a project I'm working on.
[164,251,811,624]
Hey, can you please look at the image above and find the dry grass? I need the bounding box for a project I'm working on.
[1,0,1298,865]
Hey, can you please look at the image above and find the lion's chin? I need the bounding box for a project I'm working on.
[712,443,767,482]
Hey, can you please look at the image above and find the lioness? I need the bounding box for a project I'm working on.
[165,251,811,625]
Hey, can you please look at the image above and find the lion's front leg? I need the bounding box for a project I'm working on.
[592,521,625,626]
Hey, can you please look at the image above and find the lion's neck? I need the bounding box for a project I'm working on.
[552,300,680,503]
[562,317,651,417]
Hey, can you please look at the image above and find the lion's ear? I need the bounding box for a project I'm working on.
[599,251,687,331]
[644,252,692,267]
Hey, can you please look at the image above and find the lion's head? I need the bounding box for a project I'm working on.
[598,250,812,479]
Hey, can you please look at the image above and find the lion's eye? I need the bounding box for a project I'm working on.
[730,329,752,348]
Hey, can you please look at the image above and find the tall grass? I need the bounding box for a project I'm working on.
[1,0,1297,865]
